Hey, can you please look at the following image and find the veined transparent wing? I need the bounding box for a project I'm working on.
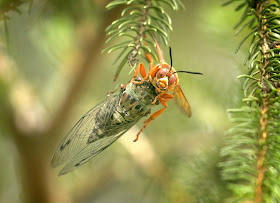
[51,93,122,175]
[173,84,192,117]
[57,127,132,175]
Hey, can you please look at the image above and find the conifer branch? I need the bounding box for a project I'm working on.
[255,2,270,202]
[220,0,280,202]
[103,0,184,81]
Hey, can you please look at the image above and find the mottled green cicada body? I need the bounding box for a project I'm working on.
[51,37,202,176]
[51,79,159,176]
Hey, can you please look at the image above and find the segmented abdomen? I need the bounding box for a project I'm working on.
[88,81,158,143]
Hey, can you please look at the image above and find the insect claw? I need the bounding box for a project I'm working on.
[133,135,139,142]
[108,85,122,96]
[121,84,128,89]
[133,131,141,142]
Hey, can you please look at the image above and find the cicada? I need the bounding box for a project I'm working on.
[51,38,202,176]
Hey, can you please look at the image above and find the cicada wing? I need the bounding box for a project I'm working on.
[57,128,131,176]
[173,84,192,117]
[51,94,120,169]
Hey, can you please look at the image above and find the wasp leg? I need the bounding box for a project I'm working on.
[148,64,159,78]
[122,63,146,89]
[131,52,158,87]
[139,62,147,78]
[152,93,173,105]
[145,53,154,71]
[160,93,174,101]
[133,64,160,86]
[133,96,171,142]
[151,95,160,105]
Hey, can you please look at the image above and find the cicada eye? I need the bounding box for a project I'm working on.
[156,68,167,79]
[168,74,176,85]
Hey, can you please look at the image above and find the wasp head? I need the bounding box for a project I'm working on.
[153,64,177,92]
[149,36,203,93]
[151,37,178,92]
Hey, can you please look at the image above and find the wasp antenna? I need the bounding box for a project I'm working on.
[169,47,172,71]
[152,35,165,63]
[173,70,203,75]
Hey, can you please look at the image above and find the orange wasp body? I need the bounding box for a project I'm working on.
[126,39,198,142]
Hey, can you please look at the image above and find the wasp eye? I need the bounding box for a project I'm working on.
[156,69,167,79]
[168,74,176,85]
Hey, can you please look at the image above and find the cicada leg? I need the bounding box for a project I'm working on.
[133,93,174,142]
[107,84,121,96]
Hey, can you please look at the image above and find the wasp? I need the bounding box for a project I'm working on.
[51,38,202,176]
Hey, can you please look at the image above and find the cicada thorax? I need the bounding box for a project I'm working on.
[117,80,159,120]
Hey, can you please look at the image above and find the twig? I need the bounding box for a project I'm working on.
[255,1,270,202]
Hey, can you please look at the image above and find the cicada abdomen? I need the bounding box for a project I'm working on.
[51,79,159,175]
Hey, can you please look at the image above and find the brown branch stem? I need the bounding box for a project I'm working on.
[255,106,268,203]
[255,1,270,202]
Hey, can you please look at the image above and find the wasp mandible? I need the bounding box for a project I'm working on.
[51,38,202,176]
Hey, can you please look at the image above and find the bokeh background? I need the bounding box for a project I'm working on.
[0,0,249,202]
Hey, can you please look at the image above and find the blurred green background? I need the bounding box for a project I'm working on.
[0,0,249,202]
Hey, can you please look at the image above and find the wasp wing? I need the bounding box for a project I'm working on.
[51,93,121,173]
[173,84,192,117]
